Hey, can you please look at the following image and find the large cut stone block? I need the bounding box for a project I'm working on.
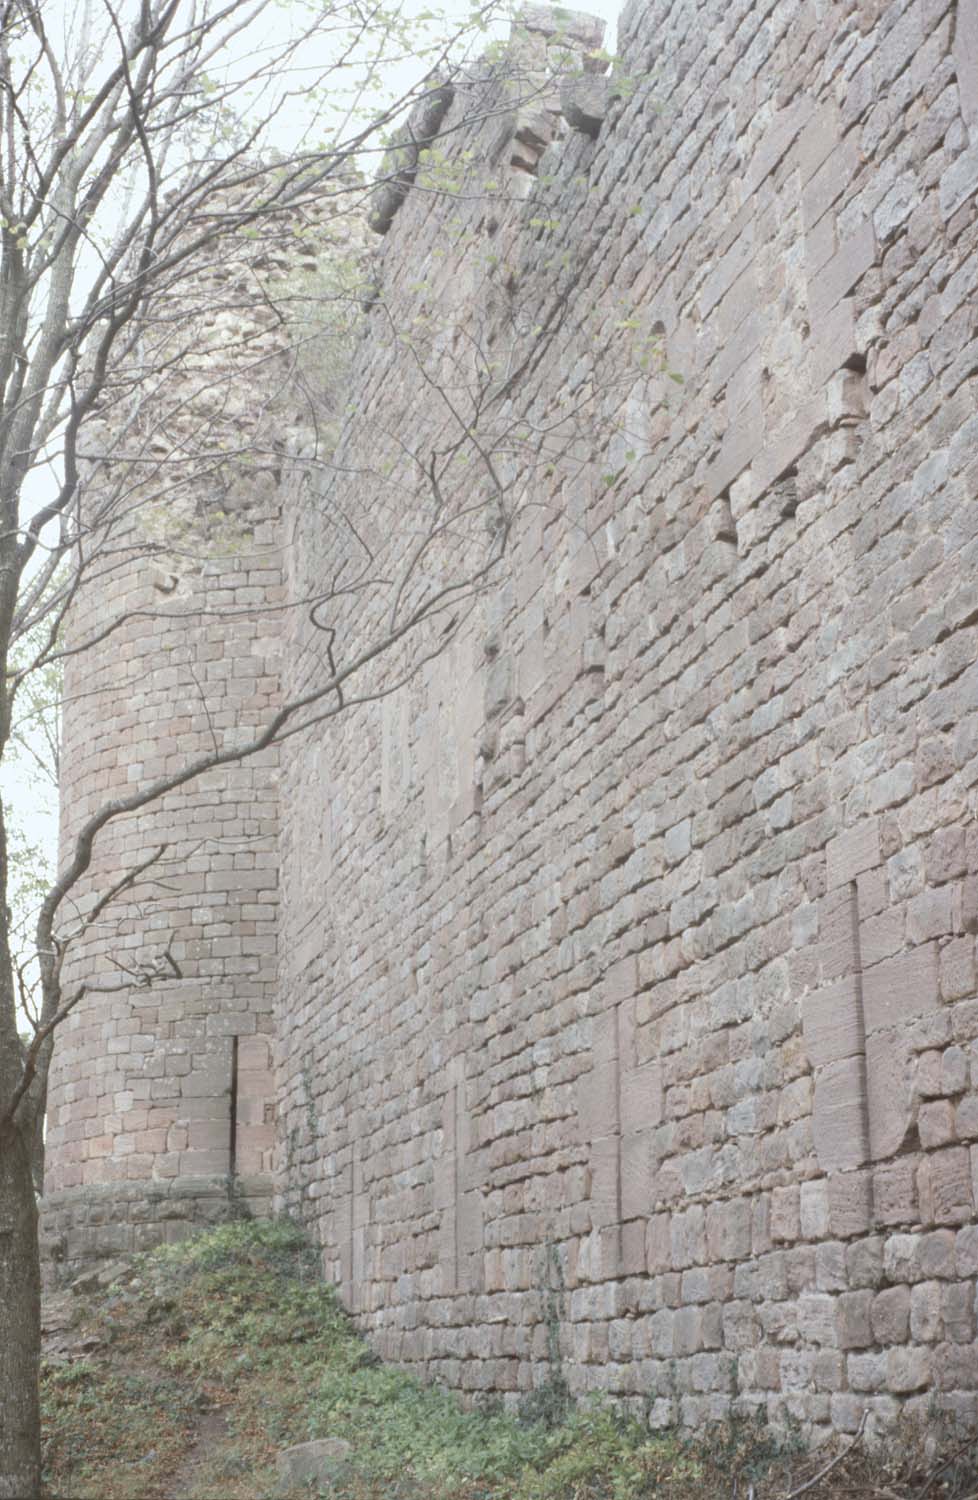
[809,220,877,321]
[276,1438,352,1491]
[593,1009,620,1065]
[919,1148,974,1226]
[866,1031,913,1162]
[458,1189,485,1257]
[862,945,939,1035]
[826,819,881,890]
[433,1154,455,1211]
[813,1057,870,1172]
[803,976,864,1068]
[589,1136,620,1229]
[579,1063,619,1138]
[619,1062,663,1134]
[620,1128,653,1220]
[818,886,859,982]
[828,1164,870,1236]
[604,955,638,1009]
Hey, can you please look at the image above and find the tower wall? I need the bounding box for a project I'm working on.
[38,202,344,1267]
[276,0,978,1437]
[43,519,283,1264]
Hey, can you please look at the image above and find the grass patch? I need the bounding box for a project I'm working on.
[42,1351,198,1499]
[41,1219,978,1500]
[40,1221,706,1500]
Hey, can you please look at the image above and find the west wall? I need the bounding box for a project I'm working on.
[42,221,319,1265]
[278,0,978,1433]
[43,166,376,1274]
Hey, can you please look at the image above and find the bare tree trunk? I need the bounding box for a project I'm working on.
[0,1120,41,1500]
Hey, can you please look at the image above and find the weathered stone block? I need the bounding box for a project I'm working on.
[579,1064,619,1138]
[276,1438,352,1491]
[799,1180,830,1240]
[604,955,638,1009]
[803,976,864,1068]
[919,1149,974,1227]
[859,907,904,968]
[621,1218,646,1275]
[706,1198,752,1263]
[817,1241,848,1292]
[866,1031,913,1162]
[797,1294,836,1346]
[871,1285,910,1346]
[593,1009,620,1066]
[646,1215,671,1276]
[670,1207,706,1271]
[919,1231,957,1281]
[828,1172,873,1238]
[619,1063,662,1134]
[836,1290,874,1349]
[874,1158,918,1225]
[941,941,977,1003]
[848,1352,886,1392]
[620,1129,652,1221]
[813,1057,870,1172]
[810,221,877,321]
[886,1346,931,1394]
[862,945,939,1036]
[770,1186,800,1243]
[941,1281,975,1345]
[907,888,953,945]
[817,886,858,980]
[518,3,605,47]
[826,820,881,891]
[940,144,978,223]
[918,1101,955,1150]
[589,1136,619,1230]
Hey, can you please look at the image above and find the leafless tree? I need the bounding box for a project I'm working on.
[0,0,635,1490]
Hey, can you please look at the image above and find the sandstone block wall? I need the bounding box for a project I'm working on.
[43,523,283,1265]
[44,184,371,1272]
[277,0,978,1435]
[42,240,295,1267]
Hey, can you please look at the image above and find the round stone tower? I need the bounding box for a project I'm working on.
[41,188,363,1272]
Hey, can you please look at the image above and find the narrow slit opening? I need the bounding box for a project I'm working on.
[229,1035,239,1180]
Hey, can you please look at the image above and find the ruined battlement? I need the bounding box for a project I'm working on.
[48,0,978,1439]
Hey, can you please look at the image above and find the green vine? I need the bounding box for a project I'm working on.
[519,1240,570,1429]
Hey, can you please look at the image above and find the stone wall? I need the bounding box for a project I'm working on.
[40,204,347,1270]
[44,480,283,1266]
[276,0,978,1437]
